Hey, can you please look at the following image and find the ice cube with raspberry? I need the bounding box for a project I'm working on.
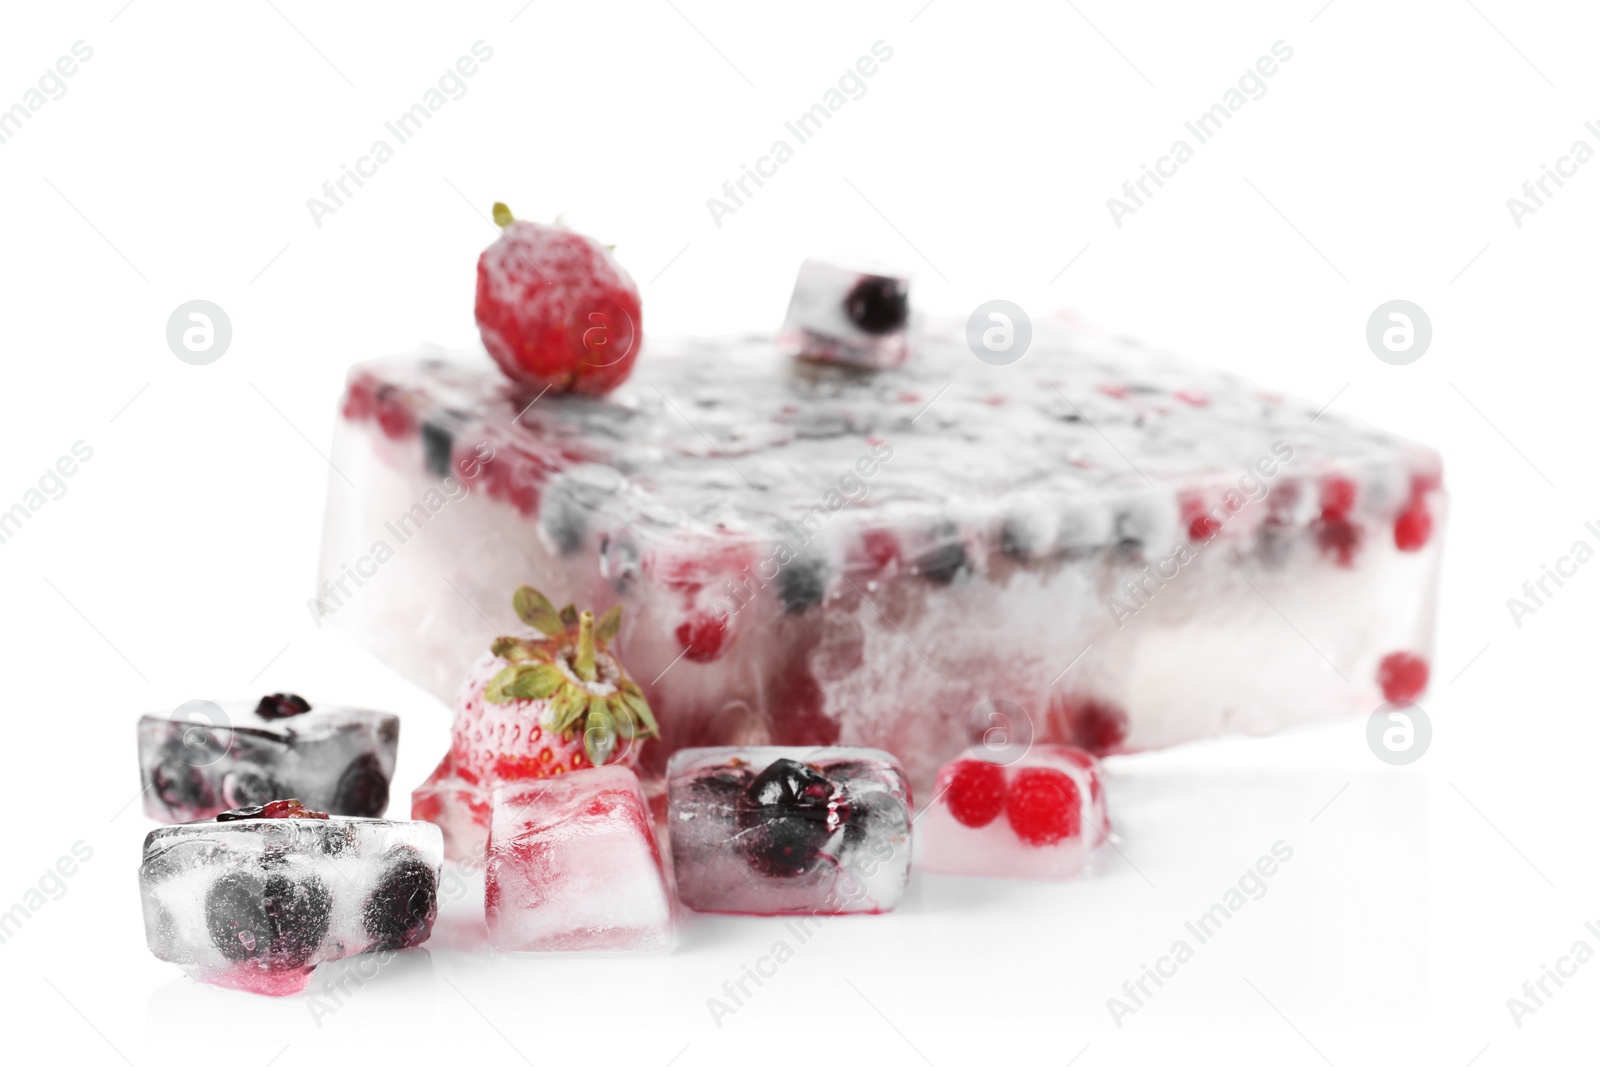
[485,767,672,952]
[138,694,398,823]
[780,257,911,369]
[919,745,1109,881]
[139,801,442,995]
[412,585,658,861]
[667,746,912,915]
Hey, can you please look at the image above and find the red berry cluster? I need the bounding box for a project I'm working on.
[943,759,1089,847]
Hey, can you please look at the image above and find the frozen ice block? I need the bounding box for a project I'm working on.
[317,319,1444,792]
[139,800,442,995]
[919,745,1108,880]
[779,257,911,368]
[485,767,672,951]
[411,754,492,863]
[138,694,398,822]
[667,746,911,915]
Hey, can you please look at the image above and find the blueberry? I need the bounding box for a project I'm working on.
[844,276,909,336]
[222,768,282,809]
[255,693,311,720]
[734,758,844,877]
[540,497,587,555]
[362,852,438,951]
[205,870,330,968]
[914,541,967,585]
[150,745,218,814]
[777,557,828,614]
[841,789,907,852]
[331,753,390,817]
[421,420,454,479]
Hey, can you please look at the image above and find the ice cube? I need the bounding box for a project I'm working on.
[410,754,492,864]
[139,800,442,995]
[779,257,912,369]
[138,694,398,823]
[318,320,1443,792]
[485,767,672,951]
[667,746,911,915]
[918,745,1109,881]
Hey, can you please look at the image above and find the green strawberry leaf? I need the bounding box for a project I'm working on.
[595,604,623,645]
[512,586,564,636]
[622,691,659,738]
[584,705,617,766]
[490,635,550,663]
[486,662,565,703]
[558,603,580,629]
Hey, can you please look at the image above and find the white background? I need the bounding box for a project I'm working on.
[1,1,1595,1064]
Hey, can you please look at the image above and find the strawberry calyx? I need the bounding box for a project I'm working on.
[484,585,656,767]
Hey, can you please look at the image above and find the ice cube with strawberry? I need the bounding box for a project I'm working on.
[412,585,658,861]
[919,745,1109,881]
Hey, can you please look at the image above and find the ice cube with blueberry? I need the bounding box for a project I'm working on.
[485,767,672,951]
[138,694,398,823]
[139,800,442,995]
[779,257,911,369]
[919,745,1109,881]
[667,746,911,915]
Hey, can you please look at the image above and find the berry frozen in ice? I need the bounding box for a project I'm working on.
[777,557,828,614]
[942,759,1007,828]
[475,203,642,396]
[362,851,439,951]
[255,693,311,720]
[332,753,392,818]
[204,870,332,968]
[1378,651,1429,702]
[844,275,909,335]
[735,757,849,877]
[1005,767,1082,847]
[216,799,331,821]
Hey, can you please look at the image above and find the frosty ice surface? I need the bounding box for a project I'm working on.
[139,801,442,995]
[919,745,1109,881]
[318,319,1443,791]
[485,767,672,951]
[138,694,398,822]
[779,257,911,369]
[667,746,911,915]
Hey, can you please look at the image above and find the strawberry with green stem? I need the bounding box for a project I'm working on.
[449,585,658,784]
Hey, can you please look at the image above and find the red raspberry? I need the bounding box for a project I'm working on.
[1181,492,1221,542]
[342,374,378,421]
[1319,475,1358,521]
[1054,695,1128,754]
[1378,652,1429,702]
[1005,768,1081,846]
[858,528,901,570]
[675,610,732,663]
[942,759,1006,828]
[1394,500,1432,552]
[373,386,414,440]
[475,204,642,396]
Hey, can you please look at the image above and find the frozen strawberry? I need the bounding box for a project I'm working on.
[475,203,642,396]
[1378,652,1429,702]
[449,586,658,786]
